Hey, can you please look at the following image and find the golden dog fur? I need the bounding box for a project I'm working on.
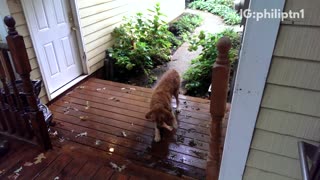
[145,69,180,142]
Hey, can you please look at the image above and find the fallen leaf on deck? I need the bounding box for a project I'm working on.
[190,150,207,159]
[183,101,187,104]
[85,101,90,109]
[79,116,88,121]
[23,162,33,167]
[103,87,106,90]
[78,86,85,89]
[131,123,134,126]
[109,162,126,172]
[59,137,65,143]
[188,139,197,147]
[121,88,126,90]
[95,140,101,146]
[96,88,102,91]
[129,88,136,91]
[0,169,5,175]
[54,176,60,180]
[71,129,74,133]
[122,131,127,137]
[196,107,200,111]
[14,167,22,174]
[75,132,87,138]
[8,173,19,180]
[34,153,46,164]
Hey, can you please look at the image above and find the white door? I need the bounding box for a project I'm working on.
[23,0,82,93]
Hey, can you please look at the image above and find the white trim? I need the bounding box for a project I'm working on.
[70,0,89,74]
[50,75,87,100]
[219,0,285,180]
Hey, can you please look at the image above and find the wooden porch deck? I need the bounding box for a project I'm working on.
[0,78,228,179]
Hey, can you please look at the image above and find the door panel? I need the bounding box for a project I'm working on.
[23,0,82,93]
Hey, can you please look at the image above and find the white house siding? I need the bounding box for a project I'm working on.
[243,0,320,179]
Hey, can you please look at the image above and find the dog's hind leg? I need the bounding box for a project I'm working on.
[154,124,161,142]
[174,90,180,113]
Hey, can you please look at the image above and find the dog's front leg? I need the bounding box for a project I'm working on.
[154,124,161,142]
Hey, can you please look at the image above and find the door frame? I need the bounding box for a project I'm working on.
[21,0,88,100]
[218,0,285,179]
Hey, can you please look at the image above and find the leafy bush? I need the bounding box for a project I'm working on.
[183,28,241,96]
[189,0,241,25]
[108,3,180,77]
[169,13,203,37]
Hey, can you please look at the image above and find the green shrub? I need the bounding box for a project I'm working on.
[108,3,180,77]
[183,28,241,96]
[169,13,203,37]
[188,0,241,25]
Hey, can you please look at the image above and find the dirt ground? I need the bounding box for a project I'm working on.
[127,9,243,95]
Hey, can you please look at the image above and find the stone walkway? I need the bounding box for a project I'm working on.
[128,9,243,93]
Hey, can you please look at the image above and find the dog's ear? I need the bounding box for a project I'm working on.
[145,110,153,119]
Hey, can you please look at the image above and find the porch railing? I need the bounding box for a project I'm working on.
[0,16,52,150]
[207,37,231,180]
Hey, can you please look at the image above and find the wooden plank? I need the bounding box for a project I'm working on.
[75,160,102,179]
[244,167,296,180]
[110,173,130,180]
[79,0,127,18]
[78,0,113,9]
[52,139,189,180]
[7,0,23,14]
[86,34,112,52]
[250,129,318,159]
[51,111,209,159]
[84,22,121,45]
[87,40,114,62]
[36,154,73,179]
[261,84,320,118]
[282,0,320,27]
[57,154,89,179]
[82,14,124,36]
[91,165,114,180]
[52,126,206,177]
[268,57,320,91]
[51,104,209,151]
[88,58,105,74]
[76,82,210,113]
[52,99,210,143]
[256,108,320,142]
[89,78,211,104]
[81,6,127,27]
[246,149,301,179]
[274,25,320,61]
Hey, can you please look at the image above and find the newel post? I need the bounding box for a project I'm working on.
[4,16,52,150]
[207,37,231,180]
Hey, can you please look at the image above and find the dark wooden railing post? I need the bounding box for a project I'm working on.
[4,16,52,150]
[207,37,231,180]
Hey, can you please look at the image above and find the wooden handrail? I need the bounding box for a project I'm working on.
[3,15,52,150]
[207,37,231,180]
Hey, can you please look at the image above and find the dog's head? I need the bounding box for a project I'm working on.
[145,108,174,128]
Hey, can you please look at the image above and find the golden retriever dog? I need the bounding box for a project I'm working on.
[145,69,180,142]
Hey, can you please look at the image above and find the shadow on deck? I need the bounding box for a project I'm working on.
[0,78,229,179]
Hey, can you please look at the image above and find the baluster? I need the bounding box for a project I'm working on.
[0,49,17,133]
[0,47,34,138]
[207,37,231,180]
[4,16,52,150]
[0,52,9,131]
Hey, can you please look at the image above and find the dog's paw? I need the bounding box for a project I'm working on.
[154,134,161,142]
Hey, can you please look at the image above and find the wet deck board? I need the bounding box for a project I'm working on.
[0,78,229,179]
